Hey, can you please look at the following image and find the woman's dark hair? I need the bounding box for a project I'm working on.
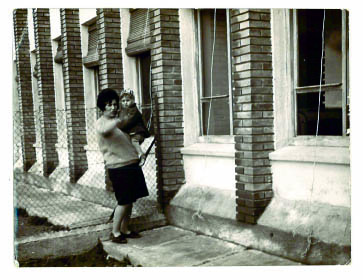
[97,88,119,112]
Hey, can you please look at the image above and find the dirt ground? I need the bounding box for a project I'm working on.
[15,208,131,267]
[15,208,67,238]
[19,242,131,267]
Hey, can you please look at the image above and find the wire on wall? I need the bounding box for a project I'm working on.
[192,9,217,221]
[301,9,326,259]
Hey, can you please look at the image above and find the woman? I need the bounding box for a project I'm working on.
[96,88,149,244]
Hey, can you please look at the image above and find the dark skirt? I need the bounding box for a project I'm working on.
[108,163,149,205]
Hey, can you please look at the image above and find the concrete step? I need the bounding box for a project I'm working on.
[102,225,300,267]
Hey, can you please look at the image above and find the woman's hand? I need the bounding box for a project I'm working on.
[115,118,123,130]
[97,117,121,136]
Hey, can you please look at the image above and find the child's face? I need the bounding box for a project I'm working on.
[121,95,133,109]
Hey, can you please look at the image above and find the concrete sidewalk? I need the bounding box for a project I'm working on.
[14,176,301,266]
[102,226,300,266]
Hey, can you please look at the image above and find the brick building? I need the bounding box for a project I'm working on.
[13,8,350,264]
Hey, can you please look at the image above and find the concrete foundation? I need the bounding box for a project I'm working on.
[165,184,351,265]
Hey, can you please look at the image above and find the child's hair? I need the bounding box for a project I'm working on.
[120,89,135,101]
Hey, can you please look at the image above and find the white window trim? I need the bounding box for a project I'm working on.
[196,9,233,143]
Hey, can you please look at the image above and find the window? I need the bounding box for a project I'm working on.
[81,18,101,117]
[196,9,233,136]
[93,66,101,117]
[294,9,349,136]
[137,51,153,134]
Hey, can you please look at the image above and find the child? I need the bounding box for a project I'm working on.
[119,89,150,166]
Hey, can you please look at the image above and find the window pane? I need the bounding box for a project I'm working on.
[201,9,229,97]
[297,91,342,136]
[199,9,230,135]
[140,52,151,106]
[94,67,101,118]
[325,10,342,85]
[297,9,342,87]
[296,9,344,136]
[202,98,230,135]
[139,52,153,134]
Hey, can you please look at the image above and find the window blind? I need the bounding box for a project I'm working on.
[126,9,151,56]
[83,21,99,67]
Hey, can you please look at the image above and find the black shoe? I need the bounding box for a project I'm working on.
[122,231,141,239]
[110,233,127,244]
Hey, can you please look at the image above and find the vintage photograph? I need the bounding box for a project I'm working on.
[12,7,351,268]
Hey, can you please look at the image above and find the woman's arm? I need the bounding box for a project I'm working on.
[96,117,121,136]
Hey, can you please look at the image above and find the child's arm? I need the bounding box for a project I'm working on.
[131,136,146,166]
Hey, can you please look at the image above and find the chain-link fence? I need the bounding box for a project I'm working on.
[13,107,159,231]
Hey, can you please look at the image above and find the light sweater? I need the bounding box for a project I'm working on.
[96,116,139,168]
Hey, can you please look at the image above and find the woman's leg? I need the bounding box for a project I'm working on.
[120,203,133,234]
[112,204,130,236]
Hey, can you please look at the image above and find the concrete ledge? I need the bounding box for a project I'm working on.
[15,224,112,262]
[269,145,350,165]
[165,205,350,265]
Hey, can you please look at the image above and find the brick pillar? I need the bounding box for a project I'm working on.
[60,9,88,183]
[32,8,59,176]
[79,8,124,190]
[150,9,185,208]
[231,9,274,224]
[13,9,36,171]
[97,8,124,91]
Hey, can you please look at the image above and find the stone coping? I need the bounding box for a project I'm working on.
[269,145,350,165]
[181,142,235,158]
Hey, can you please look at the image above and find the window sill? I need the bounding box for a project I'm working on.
[289,136,350,147]
[197,135,235,144]
[181,142,235,158]
[269,145,350,165]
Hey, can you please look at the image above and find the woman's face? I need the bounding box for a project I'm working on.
[103,99,118,119]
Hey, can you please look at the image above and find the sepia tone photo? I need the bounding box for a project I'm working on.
[12,7,351,267]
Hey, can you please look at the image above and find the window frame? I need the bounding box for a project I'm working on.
[292,9,349,138]
[196,9,233,142]
[93,66,101,118]
[136,52,153,133]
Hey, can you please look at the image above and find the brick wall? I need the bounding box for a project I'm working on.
[13,9,36,171]
[97,8,124,91]
[32,8,59,176]
[230,9,274,224]
[149,9,185,207]
[60,9,88,183]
